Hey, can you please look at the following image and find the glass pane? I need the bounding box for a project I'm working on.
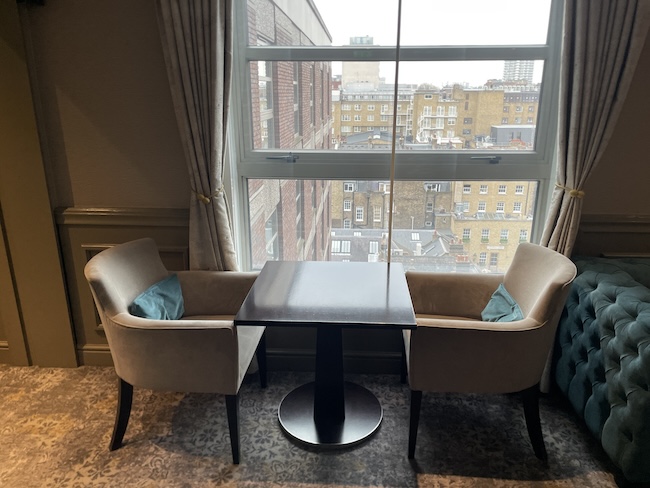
[249,59,542,151]
[341,61,543,151]
[247,0,551,47]
[247,179,537,273]
[249,60,336,150]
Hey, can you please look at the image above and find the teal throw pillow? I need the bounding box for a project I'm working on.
[128,274,184,320]
[481,283,524,322]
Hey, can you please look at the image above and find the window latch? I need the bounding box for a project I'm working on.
[471,156,501,164]
[266,153,299,163]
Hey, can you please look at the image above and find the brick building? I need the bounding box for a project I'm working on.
[246,0,333,269]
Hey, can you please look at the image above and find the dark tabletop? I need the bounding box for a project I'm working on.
[235,261,416,329]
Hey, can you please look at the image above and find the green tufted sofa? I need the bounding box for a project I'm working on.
[553,256,650,483]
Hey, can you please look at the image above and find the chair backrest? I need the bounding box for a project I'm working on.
[503,243,577,324]
[84,238,169,321]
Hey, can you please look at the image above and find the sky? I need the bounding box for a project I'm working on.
[311,0,552,86]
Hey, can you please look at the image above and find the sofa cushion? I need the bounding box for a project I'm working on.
[481,283,524,322]
[554,264,650,482]
[128,274,184,320]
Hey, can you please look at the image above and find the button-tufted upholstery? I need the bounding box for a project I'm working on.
[553,257,650,483]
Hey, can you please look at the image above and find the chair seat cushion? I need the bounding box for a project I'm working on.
[481,283,524,322]
[128,274,184,320]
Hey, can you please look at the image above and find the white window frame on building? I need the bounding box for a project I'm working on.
[355,206,364,221]
[373,206,382,222]
[343,199,352,211]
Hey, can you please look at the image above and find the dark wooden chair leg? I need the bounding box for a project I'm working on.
[256,331,267,389]
[408,390,423,459]
[109,377,133,451]
[522,383,548,463]
[226,394,240,464]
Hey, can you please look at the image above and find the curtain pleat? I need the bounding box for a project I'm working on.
[540,0,650,257]
[157,0,237,271]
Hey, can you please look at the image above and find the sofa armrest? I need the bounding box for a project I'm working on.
[176,270,258,316]
[406,271,503,318]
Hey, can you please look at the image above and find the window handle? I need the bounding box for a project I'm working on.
[266,153,299,163]
[471,156,501,164]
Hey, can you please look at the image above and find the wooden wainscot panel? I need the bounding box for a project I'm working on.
[574,214,650,257]
[56,207,189,366]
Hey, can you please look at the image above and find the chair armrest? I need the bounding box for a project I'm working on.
[407,316,551,393]
[106,312,262,394]
[176,270,259,316]
[406,271,503,318]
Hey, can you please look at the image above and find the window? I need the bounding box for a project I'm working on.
[479,252,487,265]
[520,229,529,242]
[367,115,374,122]
[462,228,471,240]
[355,206,364,221]
[426,202,433,212]
[490,253,499,267]
[369,241,379,254]
[373,206,382,222]
[513,202,522,213]
[500,229,509,242]
[498,184,507,194]
[354,115,361,121]
[343,199,352,211]
[481,228,490,242]
[463,184,471,194]
[515,185,524,194]
[411,232,420,241]
[234,0,561,272]
[479,184,488,194]
[478,201,486,212]
[496,202,505,213]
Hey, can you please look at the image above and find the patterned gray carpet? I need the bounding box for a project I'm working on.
[0,365,620,487]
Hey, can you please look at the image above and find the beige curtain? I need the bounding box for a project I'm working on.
[156,0,238,271]
[541,0,650,256]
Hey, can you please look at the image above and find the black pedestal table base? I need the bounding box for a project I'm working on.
[278,381,382,447]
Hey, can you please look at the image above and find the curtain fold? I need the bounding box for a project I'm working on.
[540,0,650,256]
[157,0,238,271]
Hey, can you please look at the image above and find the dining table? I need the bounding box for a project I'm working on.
[234,260,417,448]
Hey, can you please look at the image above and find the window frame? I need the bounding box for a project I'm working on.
[229,0,564,269]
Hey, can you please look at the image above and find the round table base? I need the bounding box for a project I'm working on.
[278,381,383,448]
